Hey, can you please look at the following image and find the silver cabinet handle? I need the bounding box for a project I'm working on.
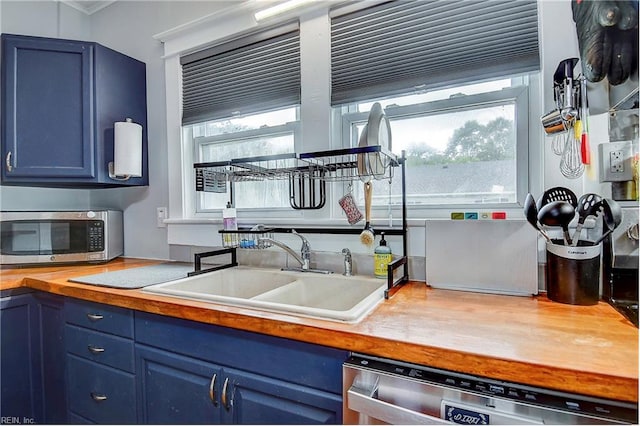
[90,392,108,402]
[221,377,231,411]
[209,373,218,406]
[86,313,104,321]
[5,151,12,172]
[347,386,450,425]
[87,345,105,354]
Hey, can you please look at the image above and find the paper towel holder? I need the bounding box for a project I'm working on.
[109,118,143,181]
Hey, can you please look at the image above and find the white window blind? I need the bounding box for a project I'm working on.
[330,0,540,105]
[181,23,301,125]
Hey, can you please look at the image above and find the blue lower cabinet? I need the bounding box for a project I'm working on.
[135,312,346,425]
[135,344,342,425]
[67,355,136,424]
[0,293,39,422]
[35,293,67,424]
[136,345,222,424]
[224,368,342,424]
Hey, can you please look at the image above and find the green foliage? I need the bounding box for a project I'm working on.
[406,117,515,165]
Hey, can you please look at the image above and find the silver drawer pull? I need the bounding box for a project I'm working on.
[87,345,105,354]
[90,392,108,402]
[209,373,218,406]
[86,313,104,321]
[221,377,231,411]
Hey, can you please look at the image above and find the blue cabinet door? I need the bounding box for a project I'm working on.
[34,292,67,424]
[0,33,148,187]
[136,345,222,424]
[223,368,342,425]
[0,293,39,422]
[1,34,95,181]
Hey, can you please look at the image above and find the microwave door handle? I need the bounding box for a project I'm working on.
[347,385,450,425]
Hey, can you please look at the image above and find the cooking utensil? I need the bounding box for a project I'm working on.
[541,109,565,135]
[559,124,585,179]
[571,193,603,245]
[524,193,551,243]
[360,181,374,246]
[579,76,591,165]
[537,187,578,210]
[594,198,623,244]
[550,132,566,156]
[538,200,576,245]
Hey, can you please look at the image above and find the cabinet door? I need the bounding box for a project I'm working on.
[1,34,94,181]
[136,345,222,424]
[0,293,39,422]
[223,368,342,425]
[34,292,67,424]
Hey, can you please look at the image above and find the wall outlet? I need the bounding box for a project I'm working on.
[156,207,167,228]
[599,141,633,182]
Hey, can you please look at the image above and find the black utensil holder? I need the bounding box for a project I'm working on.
[545,240,601,305]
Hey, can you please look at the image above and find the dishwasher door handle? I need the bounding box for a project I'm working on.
[348,386,450,425]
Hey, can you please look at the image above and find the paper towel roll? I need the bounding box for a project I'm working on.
[114,118,142,177]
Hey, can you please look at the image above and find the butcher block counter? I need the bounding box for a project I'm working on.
[1,257,637,404]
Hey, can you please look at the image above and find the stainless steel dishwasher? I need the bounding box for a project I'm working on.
[343,354,638,424]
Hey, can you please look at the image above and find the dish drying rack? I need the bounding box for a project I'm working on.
[194,146,408,298]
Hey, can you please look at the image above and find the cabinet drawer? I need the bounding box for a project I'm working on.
[67,355,136,424]
[65,298,133,338]
[65,324,134,373]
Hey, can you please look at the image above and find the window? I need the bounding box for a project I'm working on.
[341,78,530,209]
[170,0,540,224]
[187,107,299,212]
[179,23,301,213]
[331,0,539,211]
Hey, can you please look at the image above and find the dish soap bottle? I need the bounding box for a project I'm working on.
[374,232,392,279]
[222,202,238,247]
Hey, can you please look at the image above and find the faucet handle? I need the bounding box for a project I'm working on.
[292,229,311,252]
[341,248,352,276]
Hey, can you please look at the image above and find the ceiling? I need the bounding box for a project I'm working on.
[60,0,116,15]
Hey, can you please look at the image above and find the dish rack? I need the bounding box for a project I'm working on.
[193,147,408,299]
[195,147,399,209]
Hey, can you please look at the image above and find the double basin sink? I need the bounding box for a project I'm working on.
[143,267,386,322]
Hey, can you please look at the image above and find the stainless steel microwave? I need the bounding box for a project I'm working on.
[0,210,123,266]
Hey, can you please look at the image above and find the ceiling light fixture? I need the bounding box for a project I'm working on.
[254,0,316,21]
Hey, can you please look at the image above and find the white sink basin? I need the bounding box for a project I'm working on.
[143,267,386,322]
[144,267,297,299]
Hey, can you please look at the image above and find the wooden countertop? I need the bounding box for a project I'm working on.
[1,258,638,403]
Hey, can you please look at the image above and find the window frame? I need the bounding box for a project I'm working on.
[190,119,304,219]
[339,84,531,216]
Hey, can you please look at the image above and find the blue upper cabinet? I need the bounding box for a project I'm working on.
[0,33,148,187]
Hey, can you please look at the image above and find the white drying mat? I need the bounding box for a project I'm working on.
[69,262,194,289]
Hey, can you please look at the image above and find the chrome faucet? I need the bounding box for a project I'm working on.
[341,248,352,276]
[259,230,331,274]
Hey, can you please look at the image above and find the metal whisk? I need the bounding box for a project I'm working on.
[559,126,584,179]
